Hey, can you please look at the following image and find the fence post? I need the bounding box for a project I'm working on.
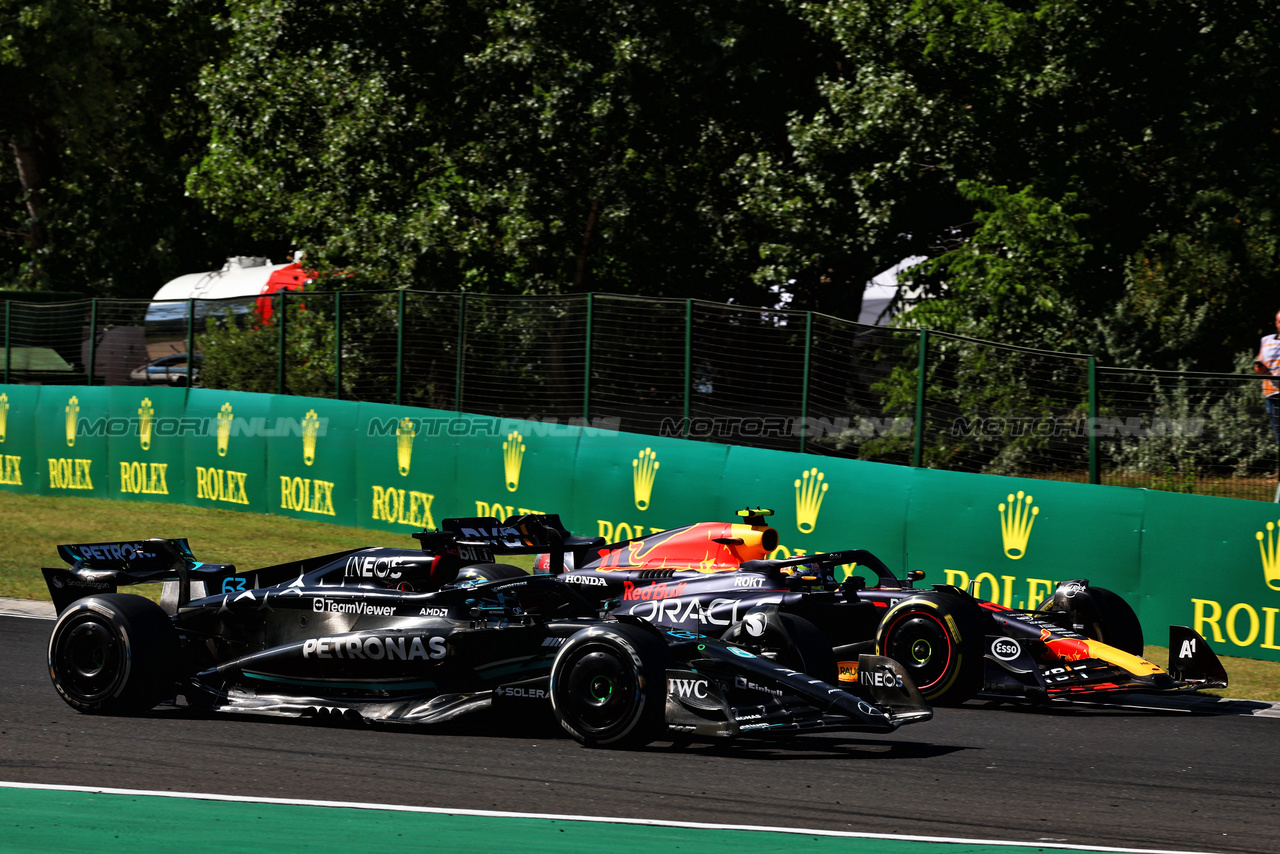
[455,293,466,411]
[86,299,98,386]
[277,291,287,395]
[1088,355,1099,484]
[912,328,928,468]
[186,299,196,383]
[3,300,10,385]
[799,311,813,453]
[396,289,406,406]
[334,292,342,400]
[583,293,593,424]
[683,299,693,440]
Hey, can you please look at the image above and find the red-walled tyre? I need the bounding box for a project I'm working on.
[876,595,984,705]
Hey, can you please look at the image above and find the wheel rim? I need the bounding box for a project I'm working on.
[55,616,125,702]
[562,646,639,737]
[884,612,953,692]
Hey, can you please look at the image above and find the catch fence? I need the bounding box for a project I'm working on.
[3,291,1275,502]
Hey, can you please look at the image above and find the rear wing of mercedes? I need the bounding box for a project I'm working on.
[42,538,237,615]
[413,514,604,572]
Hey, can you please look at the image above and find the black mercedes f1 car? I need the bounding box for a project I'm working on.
[452,509,1227,707]
[41,527,931,749]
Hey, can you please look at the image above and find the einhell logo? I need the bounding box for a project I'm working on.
[216,403,234,456]
[503,430,525,492]
[397,417,415,476]
[0,392,8,442]
[138,398,154,451]
[302,409,320,466]
[1256,520,1280,592]
[794,467,828,534]
[633,447,659,511]
[65,396,79,447]
[999,491,1039,560]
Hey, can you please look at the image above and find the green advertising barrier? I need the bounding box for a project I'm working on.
[183,389,273,513]
[107,386,188,505]
[0,384,38,492]
[902,469,1146,611]
[568,431,731,544]
[10,383,1280,663]
[1139,489,1280,660]
[266,394,360,527]
[37,386,112,498]
[355,403,463,535]
[718,447,913,568]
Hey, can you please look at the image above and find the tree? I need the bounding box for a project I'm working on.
[188,0,835,301]
[1,0,265,297]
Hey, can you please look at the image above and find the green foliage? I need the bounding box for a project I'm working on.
[198,298,337,397]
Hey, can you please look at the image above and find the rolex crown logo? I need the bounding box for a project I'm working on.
[0,392,8,443]
[999,491,1039,560]
[503,430,525,492]
[138,398,154,451]
[302,409,320,466]
[396,417,416,476]
[65,395,80,447]
[216,402,234,457]
[1256,520,1280,591]
[794,467,828,534]
[632,447,660,511]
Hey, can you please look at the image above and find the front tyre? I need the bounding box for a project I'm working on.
[877,596,983,705]
[550,624,672,748]
[48,594,179,715]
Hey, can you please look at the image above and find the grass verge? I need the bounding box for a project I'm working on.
[3,492,1274,701]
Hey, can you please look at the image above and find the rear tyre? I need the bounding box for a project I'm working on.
[48,594,179,714]
[550,624,671,748]
[877,596,984,705]
[722,612,837,684]
[456,563,527,582]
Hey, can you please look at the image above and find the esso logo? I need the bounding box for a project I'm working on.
[991,637,1021,661]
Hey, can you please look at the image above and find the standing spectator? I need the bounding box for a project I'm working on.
[1254,310,1280,463]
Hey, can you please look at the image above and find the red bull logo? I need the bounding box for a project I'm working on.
[622,580,688,601]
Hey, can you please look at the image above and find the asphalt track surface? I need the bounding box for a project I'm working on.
[3,612,1279,854]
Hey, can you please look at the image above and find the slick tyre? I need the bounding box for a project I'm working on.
[455,563,527,582]
[722,612,837,684]
[877,596,983,705]
[48,594,179,715]
[550,624,672,748]
[1039,583,1144,656]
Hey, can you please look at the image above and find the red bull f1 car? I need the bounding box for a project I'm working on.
[468,508,1228,706]
[41,526,931,749]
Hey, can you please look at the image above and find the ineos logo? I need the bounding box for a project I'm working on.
[991,637,1021,661]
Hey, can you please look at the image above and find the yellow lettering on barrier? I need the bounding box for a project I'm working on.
[0,455,21,485]
[1193,598,1225,644]
[119,461,169,495]
[1227,602,1260,647]
[372,485,435,527]
[195,466,249,505]
[1026,578,1055,610]
[48,458,93,490]
[279,476,335,516]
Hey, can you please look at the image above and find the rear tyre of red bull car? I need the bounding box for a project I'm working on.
[550,624,673,748]
[876,594,984,705]
[48,594,179,715]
